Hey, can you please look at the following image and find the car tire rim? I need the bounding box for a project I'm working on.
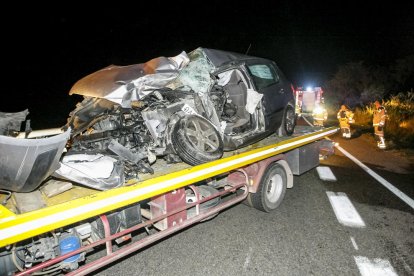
[185,117,220,152]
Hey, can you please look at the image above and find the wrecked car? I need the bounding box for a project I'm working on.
[59,48,296,189]
[0,47,296,192]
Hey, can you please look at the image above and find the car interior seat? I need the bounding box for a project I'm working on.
[222,71,251,134]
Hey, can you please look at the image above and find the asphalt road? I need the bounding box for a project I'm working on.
[89,131,414,276]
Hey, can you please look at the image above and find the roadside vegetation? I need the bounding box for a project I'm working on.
[353,92,414,148]
[323,54,414,149]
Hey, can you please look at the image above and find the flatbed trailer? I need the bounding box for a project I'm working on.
[0,126,337,275]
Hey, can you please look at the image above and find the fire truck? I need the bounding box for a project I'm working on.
[0,126,337,275]
[294,86,327,126]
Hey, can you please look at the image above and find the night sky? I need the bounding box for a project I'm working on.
[2,2,413,129]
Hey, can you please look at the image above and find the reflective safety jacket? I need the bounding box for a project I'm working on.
[373,106,387,126]
[337,109,353,128]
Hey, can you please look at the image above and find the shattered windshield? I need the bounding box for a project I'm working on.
[167,48,215,94]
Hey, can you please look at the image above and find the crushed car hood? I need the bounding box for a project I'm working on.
[69,51,190,108]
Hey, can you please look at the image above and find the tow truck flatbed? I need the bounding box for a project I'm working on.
[0,126,337,274]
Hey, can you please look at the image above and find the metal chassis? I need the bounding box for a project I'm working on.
[15,183,248,275]
[0,127,338,274]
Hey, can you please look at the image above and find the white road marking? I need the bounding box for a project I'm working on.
[350,236,359,251]
[335,145,414,210]
[316,166,337,181]
[354,256,398,276]
[327,192,366,228]
[243,247,253,271]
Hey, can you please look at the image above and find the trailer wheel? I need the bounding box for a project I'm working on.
[249,162,287,212]
[278,104,296,136]
[187,185,221,221]
[172,115,223,165]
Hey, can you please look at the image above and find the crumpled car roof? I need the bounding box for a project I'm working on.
[201,48,256,67]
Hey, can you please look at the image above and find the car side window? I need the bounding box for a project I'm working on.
[247,64,279,90]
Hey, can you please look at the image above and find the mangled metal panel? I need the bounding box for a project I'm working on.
[246,89,263,114]
[53,153,124,190]
[0,128,71,192]
[0,109,29,136]
[69,52,190,108]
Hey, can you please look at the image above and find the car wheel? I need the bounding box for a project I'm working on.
[249,162,287,212]
[172,115,223,165]
[278,104,296,136]
[187,185,221,221]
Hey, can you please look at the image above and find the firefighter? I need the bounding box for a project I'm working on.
[337,105,353,138]
[312,103,328,127]
[373,100,387,149]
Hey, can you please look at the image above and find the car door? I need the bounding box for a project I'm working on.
[245,61,287,129]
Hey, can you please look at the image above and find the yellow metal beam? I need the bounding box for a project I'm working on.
[0,205,15,221]
[0,127,338,247]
